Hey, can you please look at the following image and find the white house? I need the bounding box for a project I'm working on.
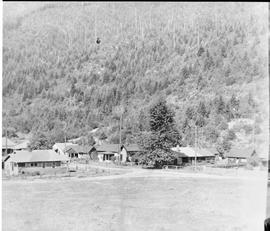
[95,144,127,163]
[171,146,215,165]
[53,143,78,156]
[3,149,69,176]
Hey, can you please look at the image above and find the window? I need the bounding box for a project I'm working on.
[31,163,34,167]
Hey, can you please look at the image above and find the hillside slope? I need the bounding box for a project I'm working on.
[2,2,268,149]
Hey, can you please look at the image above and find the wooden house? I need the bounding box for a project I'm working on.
[95,144,128,162]
[171,146,215,165]
[63,145,97,159]
[53,143,78,156]
[3,150,69,176]
[124,144,143,162]
[224,147,256,163]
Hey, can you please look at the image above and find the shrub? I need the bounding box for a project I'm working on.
[247,151,260,167]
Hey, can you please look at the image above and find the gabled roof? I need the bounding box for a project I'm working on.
[13,140,30,150]
[6,150,69,163]
[171,146,215,157]
[95,144,121,153]
[124,144,142,152]
[225,147,255,159]
[2,137,16,148]
[64,145,96,154]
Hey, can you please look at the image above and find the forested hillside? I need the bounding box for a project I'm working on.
[2,2,268,151]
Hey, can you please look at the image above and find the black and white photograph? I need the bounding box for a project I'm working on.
[2,2,269,231]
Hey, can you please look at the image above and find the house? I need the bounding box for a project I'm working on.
[171,146,215,165]
[124,144,143,162]
[3,150,69,176]
[13,140,30,151]
[64,145,97,159]
[2,137,16,156]
[95,144,127,162]
[207,147,223,161]
[53,143,78,156]
[224,147,256,163]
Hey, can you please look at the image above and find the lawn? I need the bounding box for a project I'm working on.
[3,173,267,231]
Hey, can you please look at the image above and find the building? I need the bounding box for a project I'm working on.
[13,140,30,151]
[53,143,78,156]
[95,144,128,162]
[3,150,69,176]
[64,145,97,159]
[2,137,16,156]
[124,144,143,162]
[224,147,256,163]
[171,146,215,165]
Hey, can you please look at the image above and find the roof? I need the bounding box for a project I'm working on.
[172,150,188,158]
[13,140,30,150]
[171,146,215,157]
[95,144,121,153]
[124,144,142,152]
[67,137,83,143]
[225,147,256,159]
[53,143,78,152]
[2,137,16,148]
[207,147,218,154]
[64,145,96,153]
[6,150,69,163]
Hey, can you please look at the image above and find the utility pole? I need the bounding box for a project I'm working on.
[119,112,123,164]
[5,116,8,156]
[64,121,67,150]
[252,81,256,152]
[194,125,197,171]
[94,7,97,40]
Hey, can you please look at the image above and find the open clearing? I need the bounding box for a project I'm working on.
[3,170,267,231]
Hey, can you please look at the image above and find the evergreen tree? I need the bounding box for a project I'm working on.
[139,98,181,168]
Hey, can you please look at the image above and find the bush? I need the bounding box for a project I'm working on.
[32,171,41,176]
[247,151,260,167]
[111,156,116,162]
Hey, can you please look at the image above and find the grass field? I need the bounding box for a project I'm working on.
[3,171,267,231]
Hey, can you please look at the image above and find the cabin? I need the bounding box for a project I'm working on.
[2,137,16,156]
[224,147,256,164]
[3,150,69,176]
[63,145,97,159]
[53,143,78,156]
[95,144,128,162]
[171,146,215,165]
[124,144,143,163]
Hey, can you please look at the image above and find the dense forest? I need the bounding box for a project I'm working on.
[2,2,268,151]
